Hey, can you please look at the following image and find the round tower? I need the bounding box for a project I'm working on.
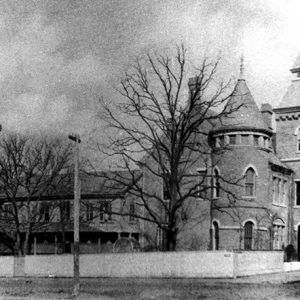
[209,58,282,251]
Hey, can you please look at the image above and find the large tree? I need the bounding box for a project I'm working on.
[96,45,242,251]
[0,134,73,255]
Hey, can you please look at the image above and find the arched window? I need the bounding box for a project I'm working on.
[244,168,256,197]
[213,221,219,250]
[273,219,285,250]
[213,168,220,198]
[294,126,300,151]
[244,221,254,250]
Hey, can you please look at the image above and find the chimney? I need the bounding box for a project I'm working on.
[261,103,273,131]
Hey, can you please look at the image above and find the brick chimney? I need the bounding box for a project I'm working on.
[261,103,273,131]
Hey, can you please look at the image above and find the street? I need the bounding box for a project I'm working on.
[0,277,299,300]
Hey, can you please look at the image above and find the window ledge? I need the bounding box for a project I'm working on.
[293,205,300,208]
[272,203,287,208]
[242,196,256,200]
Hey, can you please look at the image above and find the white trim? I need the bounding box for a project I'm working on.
[218,225,268,231]
[242,219,257,229]
[242,164,258,176]
[294,125,300,135]
[213,166,220,174]
[211,219,220,227]
[273,219,285,226]
[243,165,257,198]
[281,157,300,162]
[293,223,300,231]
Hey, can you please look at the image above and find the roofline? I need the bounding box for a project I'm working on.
[0,193,125,203]
[210,127,272,136]
[269,161,293,175]
[273,106,300,114]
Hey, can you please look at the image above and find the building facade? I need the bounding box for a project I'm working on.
[2,57,300,255]
[141,56,300,253]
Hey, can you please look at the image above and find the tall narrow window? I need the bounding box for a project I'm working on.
[244,221,254,250]
[244,168,255,197]
[100,201,112,222]
[297,129,300,151]
[213,169,220,198]
[41,202,50,222]
[296,181,300,206]
[86,202,93,221]
[213,221,219,250]
[129,202,135,222]
[62,200,70,220]
[197,168,207,198]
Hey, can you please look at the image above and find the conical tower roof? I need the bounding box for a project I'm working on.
[212,79,271,134]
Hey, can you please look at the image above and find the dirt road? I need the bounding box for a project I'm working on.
[0,277,299,299]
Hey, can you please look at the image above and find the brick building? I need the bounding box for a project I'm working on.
[2,57,300,255]
[141,57,300,253]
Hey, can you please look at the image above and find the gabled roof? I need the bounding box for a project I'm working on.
[212,79,271,134]
[291,53,300,72]
[277,53,300,109]
[278,80,300,109]
[0,170,141,202]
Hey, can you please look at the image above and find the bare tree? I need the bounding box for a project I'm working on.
[0,134,73,255]
[95,45,242,251]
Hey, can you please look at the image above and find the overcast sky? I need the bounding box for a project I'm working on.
[0,0,299,142]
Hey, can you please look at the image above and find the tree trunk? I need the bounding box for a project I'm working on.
[15,232,23,256]
[23,227,31,255]
[166,228,177,251]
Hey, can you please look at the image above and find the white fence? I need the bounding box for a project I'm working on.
[0,251,284,278]
[284,262,300,272]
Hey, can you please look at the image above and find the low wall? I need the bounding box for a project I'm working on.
[236,251,283,276]
[284,262,300,272]
[0,256,14,277]
[25,255,73,277]
[7,251,284,278]
[80,251,234,278]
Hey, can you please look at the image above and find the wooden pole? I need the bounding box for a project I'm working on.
[69,134,81,297]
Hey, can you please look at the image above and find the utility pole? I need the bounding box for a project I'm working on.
[68,134,81,298]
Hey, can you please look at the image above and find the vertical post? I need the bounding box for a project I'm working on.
[33,236,36,255]
[54,235,57,255]
[69,134,81,297]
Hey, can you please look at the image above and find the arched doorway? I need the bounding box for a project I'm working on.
[244,221,254,250]
[213,221,219,250]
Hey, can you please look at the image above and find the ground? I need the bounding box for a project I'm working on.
[0,277,300,300]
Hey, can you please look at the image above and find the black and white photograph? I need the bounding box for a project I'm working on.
[0,1,299,299]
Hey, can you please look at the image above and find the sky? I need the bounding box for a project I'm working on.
[0,0,299,149]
